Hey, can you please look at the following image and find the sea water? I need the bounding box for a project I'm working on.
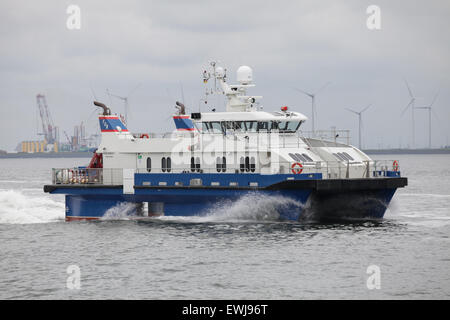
[0,155,449,299]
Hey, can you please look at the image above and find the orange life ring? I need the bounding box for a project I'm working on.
[393,160,399,172]
[291,162,303,174]
[140,133,149,139]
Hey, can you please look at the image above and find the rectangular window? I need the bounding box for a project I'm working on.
[257,122,269,131]
[271,121,279,131]
[209,122,223,134]
[234,121,245,132]
[279,121,301,133]
[245,121,257,132]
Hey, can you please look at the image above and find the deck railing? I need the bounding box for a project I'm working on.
[51,160,400,185]
[51,168,123,185]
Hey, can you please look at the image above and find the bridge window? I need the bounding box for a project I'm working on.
[161,157,166,173]
[278,121,301,133]
[245,121,257,132]
[234,121,245,132]
[191,157,195,172]
[167,157,171,172]
[222,121,234,131]
[271,121,279,130]
[146,157,151,173]
[209,122,223,134]
[257,121,269,131]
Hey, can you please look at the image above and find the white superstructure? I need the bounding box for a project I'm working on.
[95,62,392,182]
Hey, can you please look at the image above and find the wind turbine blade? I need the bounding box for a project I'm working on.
[345,108,359,115]
[315,81,331,95]
[128,83,142,97]
[400,100,413,117]
[404,79,414,98]
[110,93,125,100]
[106,88,113,106]
[90,85,98,101]
[360,104,372,113]
[431,108,441,123]
[292,87,313,98]
[429,90,440,107]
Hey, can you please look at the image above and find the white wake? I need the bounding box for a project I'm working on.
[157,193,304,223]
[0,190,65,224]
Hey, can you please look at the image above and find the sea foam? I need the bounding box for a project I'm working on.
[0,190,65,224]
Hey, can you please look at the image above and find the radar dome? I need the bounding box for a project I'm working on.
[237,66,253,84]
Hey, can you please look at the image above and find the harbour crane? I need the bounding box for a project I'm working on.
[36,94,57,144]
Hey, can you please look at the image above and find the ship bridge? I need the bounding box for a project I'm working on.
[192,110,308,134]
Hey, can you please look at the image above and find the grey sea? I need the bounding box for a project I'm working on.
[0,154,449,299]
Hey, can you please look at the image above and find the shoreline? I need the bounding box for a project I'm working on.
[0,152,93,159]
[363,148,450,155]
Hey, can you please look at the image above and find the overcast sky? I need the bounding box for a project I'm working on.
[0,0,449,151]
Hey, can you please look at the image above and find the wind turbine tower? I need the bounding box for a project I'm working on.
[415,90,439,148]
[345,104,372,150]
[294,82,330,135]
[401,80,416,148]
[109,83,141,125]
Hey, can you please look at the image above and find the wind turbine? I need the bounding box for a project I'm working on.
[415,90,439,148]
[108,83,142,125]
[345,104,372,149]
[293,82,331,135]
[401,80,416,148]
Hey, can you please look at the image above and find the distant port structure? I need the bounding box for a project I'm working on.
[17,94,99,155]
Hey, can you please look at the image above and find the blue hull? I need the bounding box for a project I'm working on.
[64,189,311,221]
[44,173,407,222]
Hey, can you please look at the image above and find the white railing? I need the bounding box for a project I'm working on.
[52,168,123,185]
[51,160,401,185]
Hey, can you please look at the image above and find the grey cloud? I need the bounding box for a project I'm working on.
[0,0,449,151]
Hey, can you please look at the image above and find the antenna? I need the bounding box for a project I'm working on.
[293,81,330,135]
[345,104,372,149]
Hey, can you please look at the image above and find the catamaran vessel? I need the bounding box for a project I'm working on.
[44,62,407,221]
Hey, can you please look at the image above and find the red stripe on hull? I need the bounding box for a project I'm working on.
[99,116,119,120]
[65,215,162,221]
